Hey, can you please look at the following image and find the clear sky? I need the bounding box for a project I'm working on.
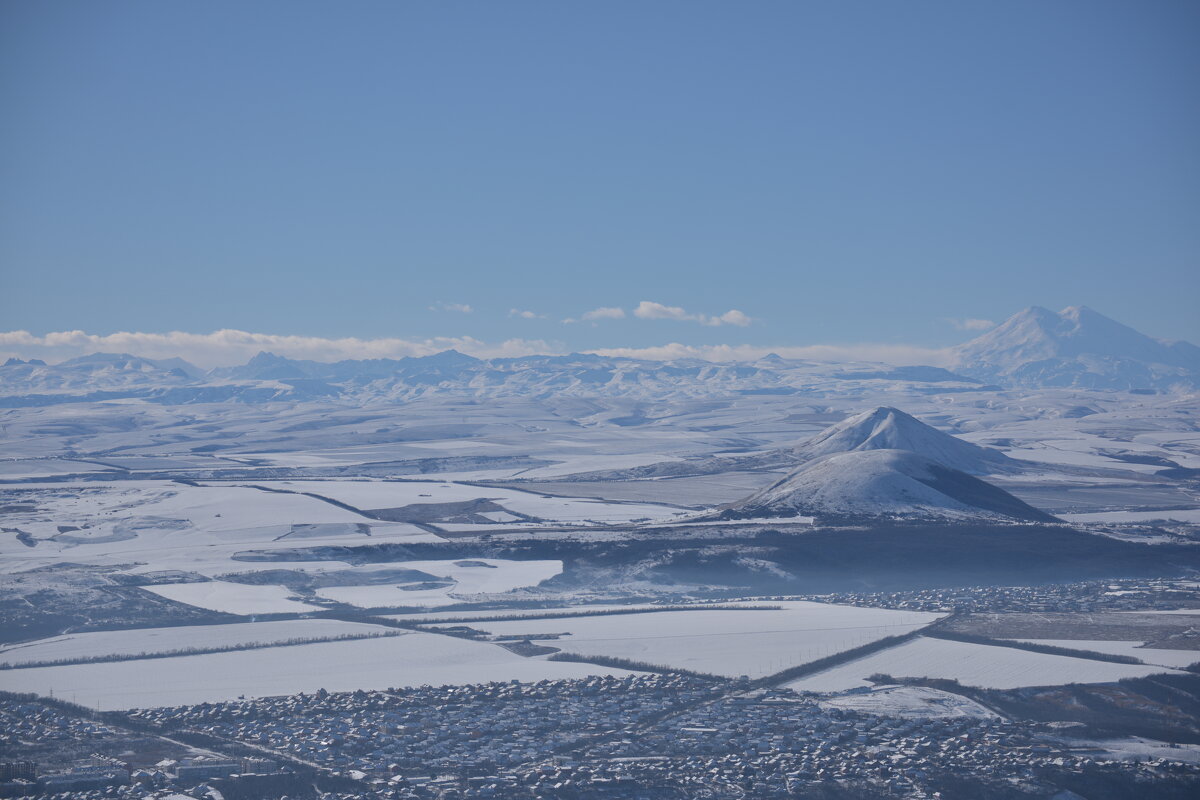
[2,0,1197,363]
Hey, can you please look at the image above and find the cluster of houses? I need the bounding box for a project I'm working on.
[114,676,1200,799]
[796,577,1200,614]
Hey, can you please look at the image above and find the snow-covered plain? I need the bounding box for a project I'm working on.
[247,479,684,525]
[313,559,564,608]
[0,619,393,666]
[786,636,1183,693]
[143,582,324,614]
[0,481,440,577]
[1059,508,1200,525]
[465,602,942,678]
[1012,639,1200,669]
[0,634,639,710]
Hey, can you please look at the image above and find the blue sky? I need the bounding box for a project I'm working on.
[2,1,1197,364]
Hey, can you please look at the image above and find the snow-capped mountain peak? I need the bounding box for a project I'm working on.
[729,449,1056,523]
[795,406,1012,474]
[951,306,1200,389]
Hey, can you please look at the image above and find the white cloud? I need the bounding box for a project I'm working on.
[0,329,559,368]
[633,300,752,327]
[587,342,954,366]
[509,309,545,319]
[948,317,995,331]
[562,306,626,324]
[429,302,474,314]
[582,306,626,321]
[709,309,752,327]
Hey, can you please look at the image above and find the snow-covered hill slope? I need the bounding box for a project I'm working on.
[952,306,1200,390]
[795,407,1014,474]
[729,449,1058,523]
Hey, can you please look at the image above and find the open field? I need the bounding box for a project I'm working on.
[243,479,687,525]
[143,581,324,614]
[313,558,564,608]
[0,633,639,710]
[464,601,942,678]
[1013,639,1200,669]
[0,619,393,666]
[786,636,1184,693]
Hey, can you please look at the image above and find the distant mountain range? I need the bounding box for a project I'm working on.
[1,307,1195,405]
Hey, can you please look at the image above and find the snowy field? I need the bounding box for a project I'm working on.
[786,636,1183,693]
[1059,508,1200,525]
[244,479,685,525]
[313,559,564,608]
[1012,639,1200,669]
[818,685,998,719]
[382,603,736,623]
[143,581,324,614]
[0,633,639,710]
[0,481,441,577]
[465,602,942,678]
[0,619,392,666]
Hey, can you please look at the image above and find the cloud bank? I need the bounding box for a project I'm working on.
[586,342,954,366]
[633,301,751,327]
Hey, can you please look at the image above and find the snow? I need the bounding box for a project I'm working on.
[735,449,1051,522]
[1011,640,1200,669]
[243,479,681,525]
[0,619,393,666]
[0,481,441,577]
[143,581,324,614]
[1060,508,1200,524]
[786,636,1183,693]
[314,559,564,608]
[465,602,942,678]
[1080,737,1200,764]
[0,633,640,710]
[794,406,1011,474]
[818,685,999,719]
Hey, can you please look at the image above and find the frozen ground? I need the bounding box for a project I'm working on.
[786,636,1184,693]
[0,633,640,710]
[465,602,942,678]
[0,619,393,665]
